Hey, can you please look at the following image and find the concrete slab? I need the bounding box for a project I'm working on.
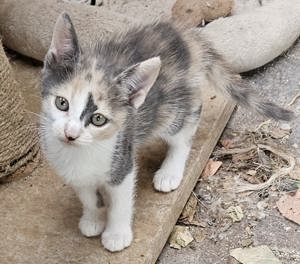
[0,57,234,263]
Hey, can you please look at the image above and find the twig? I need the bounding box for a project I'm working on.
[192,191,208,209]
[236,144,296,193]
[288,91,300,106]
[215,145,257,156]
[255,119,271,132]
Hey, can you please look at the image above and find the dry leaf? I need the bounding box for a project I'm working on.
[241,173,261,184]
[180,194,198,223]
[247,170,257,176]
[232,151,256,163]
[201,159,222,178]
[277,189,300,225]
[279,123,291,131]
[270,127,290,139]
[289,168,300,180]
[179,218,207,227]
[220,138,233,149]
[257,201,268,210]
[230,245,281,264]
[169,226,194,249]
[193,229,206,243]
[227,206,244,222]
[188,218,207,228]
[241,238,253,247]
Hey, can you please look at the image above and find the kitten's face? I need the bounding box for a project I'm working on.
[42,69,127,146]
[41,13,160,147]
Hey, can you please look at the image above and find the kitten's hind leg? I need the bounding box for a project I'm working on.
[74,185,106,237]
[153,120,199,192]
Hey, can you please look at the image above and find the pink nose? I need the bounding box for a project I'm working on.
[64,130,78,141]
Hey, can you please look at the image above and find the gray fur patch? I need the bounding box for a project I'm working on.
[94,22,190,78]
[96,190,104,208]
[109,114,134,185]
[257,102,294,121]
[42,14,80,97]
[192,105,202,118]
[80,92,98,126]
[226,80,293,121]
[227,82,251,108]
[42,64,75,97]
[134,87,165,140]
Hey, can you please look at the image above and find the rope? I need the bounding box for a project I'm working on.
[0,41,39,178]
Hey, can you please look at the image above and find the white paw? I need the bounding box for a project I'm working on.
[101,228,133,252]
[79,217,105,237]
[153,169,183,192]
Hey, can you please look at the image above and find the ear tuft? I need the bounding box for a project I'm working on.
[117,57,161,109]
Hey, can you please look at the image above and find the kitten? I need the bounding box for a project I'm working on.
[40,13,293,252]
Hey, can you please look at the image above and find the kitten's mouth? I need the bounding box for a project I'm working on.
[59,137,77,146]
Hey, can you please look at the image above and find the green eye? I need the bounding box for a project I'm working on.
[55,96,69,111]
[91,113,108,127]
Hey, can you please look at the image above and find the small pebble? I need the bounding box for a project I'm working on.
[279,123,291,131]
[241,238,253,247]
[257,200,268,210]
[218,233,226,240]
[284,226,291,231]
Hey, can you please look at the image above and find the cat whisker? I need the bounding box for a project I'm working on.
[25,110,51,123]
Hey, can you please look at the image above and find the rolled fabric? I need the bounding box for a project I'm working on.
[0,41,39,179]
[199,0,300,72]
[0,0,136,61]
[0,0,299,73]
[171,0,233,27]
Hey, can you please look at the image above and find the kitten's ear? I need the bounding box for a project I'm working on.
[45,12,80,67]
[116,57,161,109]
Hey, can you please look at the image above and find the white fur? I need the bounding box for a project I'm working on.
[42,130,116,186]
[101,168,135,252]
[153,122,198,192]
[75,185,106,237]
[42,125,135,251]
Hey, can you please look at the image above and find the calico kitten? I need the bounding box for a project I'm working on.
[40,13,293,252]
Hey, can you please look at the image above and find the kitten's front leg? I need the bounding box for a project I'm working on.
[154,121,199,192]
[153,137,191,192]
[74,185,105,237]
[102,169,136,252]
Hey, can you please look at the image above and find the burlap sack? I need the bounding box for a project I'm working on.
[0,41,39,180]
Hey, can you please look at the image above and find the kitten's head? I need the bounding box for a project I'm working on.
[41,13,161,146]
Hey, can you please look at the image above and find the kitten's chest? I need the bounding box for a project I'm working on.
[45,139,114,187]
[67,149,111,186]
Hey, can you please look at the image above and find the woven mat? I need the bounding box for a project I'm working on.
[0,41,39,179]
